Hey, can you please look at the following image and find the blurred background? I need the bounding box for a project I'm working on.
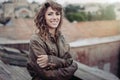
[0,0,120,80]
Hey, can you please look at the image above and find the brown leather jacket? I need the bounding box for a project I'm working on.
[27,33,78,80]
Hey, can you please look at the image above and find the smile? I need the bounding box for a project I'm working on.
[51,21,59,24]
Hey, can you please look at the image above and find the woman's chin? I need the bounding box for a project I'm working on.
[49,25,58,29]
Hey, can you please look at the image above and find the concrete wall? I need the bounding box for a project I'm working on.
[71,40,120,77]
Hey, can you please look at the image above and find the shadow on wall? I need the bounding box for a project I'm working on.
[118,45,120,78]
[0,16,11,26]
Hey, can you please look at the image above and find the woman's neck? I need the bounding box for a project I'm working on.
[49,28,56,37]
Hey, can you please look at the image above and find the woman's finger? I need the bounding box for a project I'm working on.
[38,62,47,68]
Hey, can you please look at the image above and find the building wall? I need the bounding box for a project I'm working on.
[2,0,39,18]
[71,41,120,77]
[3,3,14,17]
[15,8,33,18]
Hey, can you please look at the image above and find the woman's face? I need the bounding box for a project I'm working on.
[45,7,61,29]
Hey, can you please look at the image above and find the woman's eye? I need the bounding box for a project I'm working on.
[56,12,60,15]
[47,12,60,16]
[48,13,52,15]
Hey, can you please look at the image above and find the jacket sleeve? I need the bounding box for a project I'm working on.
[39,62,78,80]
[48,46,73,69]
[29,38,78,80]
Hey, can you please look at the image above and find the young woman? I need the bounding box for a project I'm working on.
[27,1,78,80]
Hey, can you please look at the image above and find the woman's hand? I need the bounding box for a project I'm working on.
[37,55,48,68]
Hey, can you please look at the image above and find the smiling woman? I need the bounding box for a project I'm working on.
[27,1,78,80]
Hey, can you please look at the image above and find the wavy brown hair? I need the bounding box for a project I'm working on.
[34,1,63,39]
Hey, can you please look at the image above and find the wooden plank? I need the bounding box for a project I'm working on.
[0,46,28,67]
[0,67,13,80]
[7,66,31,80]
[0,60,32,80]
[0,60,13,80]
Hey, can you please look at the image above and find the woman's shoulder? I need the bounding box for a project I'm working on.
[58,32,67,43]
[58,31,64,38]
[58,32,65,40]
[30,33,43,43]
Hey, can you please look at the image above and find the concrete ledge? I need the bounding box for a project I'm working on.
[74,61,120,80]
[0,38,29,44]
[70,35,120,47]
[0,35,120,47]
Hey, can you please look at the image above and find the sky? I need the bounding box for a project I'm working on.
[0,0,120,5]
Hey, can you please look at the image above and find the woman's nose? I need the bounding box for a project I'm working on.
[52,14,58,19]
